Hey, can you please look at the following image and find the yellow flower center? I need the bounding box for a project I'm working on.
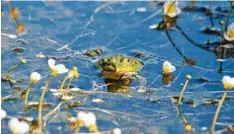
[227,29,234,38]
[165,2,176,15]
[16,24,26,35]
[10,8,20,19]
[224,83,234,90]
[163,66,171,74]
[31,78,38,84]
[77,119,84,127]
[51,69,58,76]
[88,124,98,132]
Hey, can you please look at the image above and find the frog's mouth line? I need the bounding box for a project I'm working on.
[101,71,138,80]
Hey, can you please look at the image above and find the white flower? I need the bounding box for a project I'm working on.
[67,67,79,78]
[222,76,234,90]
[30,72,41,84]
[112,128,121,134]
[85,112,96,127]
[162,61,176,73]
[8,117,30,134]
[48,59,68,76]
[1,109,7,119]
[164,1,181,18]
[77,111,96,127]
[77,111,87,122]
[224,23,234,41]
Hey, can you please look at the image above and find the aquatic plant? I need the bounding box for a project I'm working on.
[8,117,30,134]
[37,59,68,133]
[224,23,234,41]
[178,75,192,134]
[210,76,234,134]
[24,72,41,110]
[1,109,7,119]
[164,1,181,18]
[5,1,27,35]
[63,67,79,98]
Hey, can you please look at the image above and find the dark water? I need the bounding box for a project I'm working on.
[1,1,234,134]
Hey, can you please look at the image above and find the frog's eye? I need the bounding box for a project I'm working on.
[127,59,130,62]
[107,59,111,62]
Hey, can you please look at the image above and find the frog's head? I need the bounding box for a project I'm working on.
[97,54,143,80]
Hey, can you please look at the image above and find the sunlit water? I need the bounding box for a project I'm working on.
[1,1,234,134]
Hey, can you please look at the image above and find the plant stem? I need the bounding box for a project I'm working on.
[64,76,74,97]
[210,90,228,134]
[178,77,190,124]
[24,82,34,111]
[165,29,188,61]
[225,1,233,31]
[38,75,54,133]
[2,63,22,79]
[59,75,68,95]
[220,23,224,41]
[175,25,210,51]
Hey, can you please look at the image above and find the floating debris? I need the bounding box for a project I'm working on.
[12,47,24,53]
[184,58,196,66]
[184,99,196,107]
[136,7,146,12]
[92,98,104,103]
[201,27,220,36]
[170,96,183,103]
[200,99,218,106]
[84,48,103,57]
[67,101,81,108]
[132,51,146,59]
[27,102,52,110]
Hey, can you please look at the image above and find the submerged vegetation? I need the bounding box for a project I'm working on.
[1,1,234,134]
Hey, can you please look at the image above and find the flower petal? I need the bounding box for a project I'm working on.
[222,76,231,84]
[163,61,171,67]
[30,72,41,83]
[170,65,176,72]
[8,118,20,133]
[1,109,7,119]
[77,111,88,121]
[164,1,180,17]
[85,112,96,127]
[17,121,30,134]
[55,64,69,74]
[48,59,56,69]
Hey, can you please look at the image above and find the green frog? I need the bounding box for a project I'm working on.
[97,54,143,80]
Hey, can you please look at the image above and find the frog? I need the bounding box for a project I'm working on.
[97,54,143,80]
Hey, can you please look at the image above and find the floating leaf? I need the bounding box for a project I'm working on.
[67,101,81,108]
[27,102,52,110]
[201,27,220,36]
[184,58,196,65]
[132,52,146,59]
[12,48,24,53]
[83,48,103,57]
[200,99,218,105]
[170,96,183,103]
[184,99,196,107]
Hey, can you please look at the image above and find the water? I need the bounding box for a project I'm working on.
[1,1,234,134]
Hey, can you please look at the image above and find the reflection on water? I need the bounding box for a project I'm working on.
[105,79,131,94]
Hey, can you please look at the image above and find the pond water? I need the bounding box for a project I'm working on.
[1,1,234,134]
